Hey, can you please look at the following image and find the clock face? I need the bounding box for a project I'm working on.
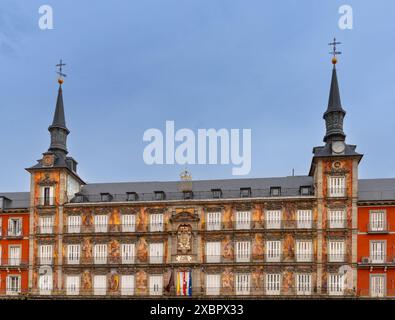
[332,141,345,154]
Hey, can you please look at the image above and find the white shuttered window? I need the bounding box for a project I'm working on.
[122,214,136,232]
[328,209,345,229]
[236,241,251,262]
[149,243,163,264]
[94,275,107,295]
[206,212,221,230]
[235,274,250,295]
[296,274,312,295]
[67,244,81,264]
[94,244,107,264]
[39,245,53,265]
[296,241,313,262]
[266,273,281,295]
[296,210,312,229]
[328,176,346,197]
[68,215,81,233]
[266,240,281,262]
[150,214,164,232]
[266,210,281,229]
[121,243,135,264]
[206,274,220,296]
[205,242,221,263]
[121,275,135,295]
[328,240,345,262]
[149,275,163,295]
[236,211,251,230]
[94,215,108,233]
[66,276,80,295]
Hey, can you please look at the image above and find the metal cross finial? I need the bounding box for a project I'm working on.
[56,59,67,80]
[329,37,342,58]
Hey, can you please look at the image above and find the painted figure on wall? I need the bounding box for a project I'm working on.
[109,208,121,232]
[82,270,92,291]
[222,206,232,229]
[109,272,119,292]
[109,239,120,262]
[136,270,147,294]
[82,238,93,262]
[222,268,234,293]
[136,208,148,232]
[222,236,234,260]
[137,237,148,262]
[283,234,294,261]
[252,234,264,260]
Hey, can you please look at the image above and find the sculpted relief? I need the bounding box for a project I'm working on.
[177,224,192,254]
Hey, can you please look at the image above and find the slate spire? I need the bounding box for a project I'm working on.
[48,77,69,156]
[323,41,346,143]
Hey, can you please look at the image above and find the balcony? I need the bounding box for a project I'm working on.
[326,219,347,230]
[202,220,317,231]
[0,258,28,267]
[62,223,165,234]
[326,254,348,263]
[327,187,347,198]
[36,197,56,207]
[367,223,389,234]
[359,256,395,266]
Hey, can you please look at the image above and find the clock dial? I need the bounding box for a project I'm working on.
[332,141,345,154]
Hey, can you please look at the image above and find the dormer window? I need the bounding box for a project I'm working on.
[183,191,193,200]
[300,186,312,196]
[154,191,165,201]
[270,187,281,197]
[72,194,87,203]
[211,189,222,199]
[240,188,251,198]
[100,193,112,202]
[126,192,138,201]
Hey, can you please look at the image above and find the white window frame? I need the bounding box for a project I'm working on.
[66,275,80,296]
[296,240,313,262]
[9,245,21,266]
[39,274,53,295]
[150,214,164,232]
[265,210,281,229]
[235,211,251,230]
[205,241,221,263]
[93,275,107,296]
[121,214,136,232]
[206,274,220,296]
[6,275,21,295]
[67,244,81,265]
[206,212,221,231]
[328,240,345,262]
[266,240,281,262]
[370,274,386,298]
[328,209,345,229]
[296,273,312,295]
[40,186,54,206]
[39,244,53,265]
[121,243,135,264]
[369,210,386,232]
[149,275,163,296]
[94,215,108,233]
[8,218,22,237]
[328,176,346,197]
[370,240,386,263]
[328,274,344,295]
[296,210,312,229]
[149,243,164,264]
[121,275,135,296]
[68,215,81,233]
[236,241,251,262]
[235,273,250,295]
[39,216,53,234]
[94,244,108,264]
[265,273,281,295]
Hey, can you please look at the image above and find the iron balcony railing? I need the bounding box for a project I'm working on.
[357,289,395,298]
[1,229,24,238]
[327,188,347,198]
[325,219,348,229]
[326,254,349,263]
[359,256,395,265]
[35,197,57,207]
[60,255,166,265]
[367,223,389,233]
[203,254,316,264]
[203,220,318,231]
[70,187,314,204]
[0,258,29,267]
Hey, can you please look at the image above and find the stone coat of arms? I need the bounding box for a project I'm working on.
[177,225,192,254]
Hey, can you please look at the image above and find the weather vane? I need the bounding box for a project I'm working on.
[328,37,341,65]
[56,59,67,84]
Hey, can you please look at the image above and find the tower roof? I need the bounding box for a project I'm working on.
[48,84,70,133]
[324,65,346,116]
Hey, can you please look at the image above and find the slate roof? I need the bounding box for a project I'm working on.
[358,178,395,202]
[0,192,30,209]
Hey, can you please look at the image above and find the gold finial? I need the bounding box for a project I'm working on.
[56,59,67,84]
[180,169,192,181]
[328,37,341,65]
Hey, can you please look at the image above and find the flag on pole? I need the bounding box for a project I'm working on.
[177,271,192,296]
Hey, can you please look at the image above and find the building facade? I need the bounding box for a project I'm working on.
[0,193,30,295]
[0,58,394,299]
[357,180,395,298]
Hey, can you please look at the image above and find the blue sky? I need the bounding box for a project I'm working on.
[1,0,395,191]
